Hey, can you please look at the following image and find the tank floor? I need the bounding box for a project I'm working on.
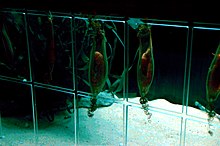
[0,98,220,146]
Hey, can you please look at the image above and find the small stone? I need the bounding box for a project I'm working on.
[208,130,213,136]
[78,90,116,108]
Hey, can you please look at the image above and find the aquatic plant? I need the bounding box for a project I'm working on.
[0,11,27,77]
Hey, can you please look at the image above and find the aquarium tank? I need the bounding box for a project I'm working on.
[0,8,220,146]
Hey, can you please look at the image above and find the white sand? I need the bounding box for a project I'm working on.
[0,98,220,146]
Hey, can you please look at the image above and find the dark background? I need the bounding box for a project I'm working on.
[0,0,220,116]
[0,0,220,23]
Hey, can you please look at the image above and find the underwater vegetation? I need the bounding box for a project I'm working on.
[28,11,73,87]
[0,11,74,121]
[0,11,29,80]
[28,11,74,121]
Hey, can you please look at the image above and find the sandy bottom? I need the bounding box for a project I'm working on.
[0,98,220,146]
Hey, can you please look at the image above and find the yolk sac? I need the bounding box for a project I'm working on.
[140,51,153,88]
[137,49,154,98]
[89,51,107,95]
[206,44,220,105]
[207,53,220,103]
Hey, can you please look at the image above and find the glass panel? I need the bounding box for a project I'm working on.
[0,11,30,81]
[2,8,220,146]
[188,27,220,119]
[185,119,220,145]
[34,86,75,145]
[127,18,188,113]
[74,16,125,100]
[27,12,74,90]
[127,105,182,145]
[0,79,34,145]
[77,94,123,145]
